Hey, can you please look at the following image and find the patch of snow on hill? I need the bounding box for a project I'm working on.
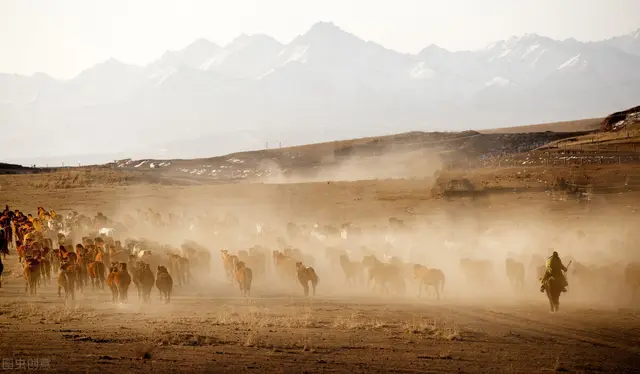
[410,62,435,80]
[148,67,176,86]
[558,54,587,70]
[199,50,230,70]
[485,77,512,87]
[277,45,310,66]
[521,43,540,58]
[531,50,547,67]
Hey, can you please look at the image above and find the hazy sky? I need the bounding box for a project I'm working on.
[2,0,639,79]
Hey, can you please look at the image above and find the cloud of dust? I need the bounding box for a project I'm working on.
[34,174,640,310]
[261,147,444,184]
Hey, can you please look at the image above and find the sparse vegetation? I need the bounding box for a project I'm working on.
[0,168,157,190]
[4,303,90,323]
[403,317,461,340]
[27,168,153,189]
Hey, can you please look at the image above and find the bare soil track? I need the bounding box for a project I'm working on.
[1,266,639,373]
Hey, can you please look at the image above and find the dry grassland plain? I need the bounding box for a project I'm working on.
[1,140,640,373]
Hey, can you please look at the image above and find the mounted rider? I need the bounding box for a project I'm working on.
[540,251,569,293]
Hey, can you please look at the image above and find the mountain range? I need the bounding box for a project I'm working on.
[2,22,640,166]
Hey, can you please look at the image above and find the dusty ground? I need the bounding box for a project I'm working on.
[2,165,640,372]
[1,270,639,373]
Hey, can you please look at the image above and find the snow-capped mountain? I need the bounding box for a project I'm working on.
[2,22,640,165]
[201,34,283,78]
[602,28,640,56]
[149,38,222,71]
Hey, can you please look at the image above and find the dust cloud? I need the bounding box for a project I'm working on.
[261,147,444,184]
[42,181,640,311]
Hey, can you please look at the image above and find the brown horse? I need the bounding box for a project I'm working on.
[58,262,77,301]
[220,249,239,283]
[113,262,131,303]
[234,261,253,297]
[295,261,319,296]
[87,260,106,291]
[156,265,173,304]
[106,262,119,303]
[413,264,445,300]
[23,258,40,295]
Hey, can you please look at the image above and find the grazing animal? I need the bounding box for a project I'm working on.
[220,249,239,283]
[339,254,364,285]
[505,258,525,291]
[87,260,106,291]
[362,255,404,294]
[169,254,190,286]
[57,262,77,301]
[64,251,78,264]
[131,261,144,300]
[16,245,26,264]
[113,262,131,303]
[156,265,173,304]
[295,261,319,296]
[272,250,297,282]
[0,227,8,260]
[73,255,87,293]
[138,262,155,303]
[106,262,119,303]
[39,257,52,286]
[23,258,40,295]
[51,248,61,269]
[234,261,253,297]
[413,264,445,300]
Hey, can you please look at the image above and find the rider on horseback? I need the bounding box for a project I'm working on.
[540,251,569,293]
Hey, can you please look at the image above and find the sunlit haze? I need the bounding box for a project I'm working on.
[1,2,640,372]
[2,0,639,79]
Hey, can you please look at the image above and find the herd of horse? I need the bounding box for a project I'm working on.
[1,207,639,313]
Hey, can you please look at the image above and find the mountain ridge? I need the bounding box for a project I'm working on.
[2,22,639,164]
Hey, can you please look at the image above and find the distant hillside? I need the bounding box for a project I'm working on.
[105,129,584,182]
[479,117,603,134]
[2,22,640,163]
[0,163,38,174]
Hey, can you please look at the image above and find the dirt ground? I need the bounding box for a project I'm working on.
[1,276,639,373]
[2,173,640,373]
